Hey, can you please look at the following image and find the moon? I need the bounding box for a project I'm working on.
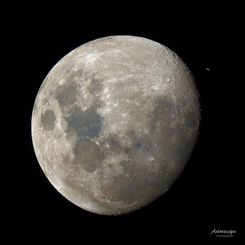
[32,36,200,215]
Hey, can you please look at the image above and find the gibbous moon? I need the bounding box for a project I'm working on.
[32,36,200,215]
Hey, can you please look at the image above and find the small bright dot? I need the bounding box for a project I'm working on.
[148,156,154,161]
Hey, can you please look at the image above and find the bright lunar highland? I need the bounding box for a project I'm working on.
[32,36,200,215]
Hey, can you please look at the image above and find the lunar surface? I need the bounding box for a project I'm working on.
[32,36,200,215]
